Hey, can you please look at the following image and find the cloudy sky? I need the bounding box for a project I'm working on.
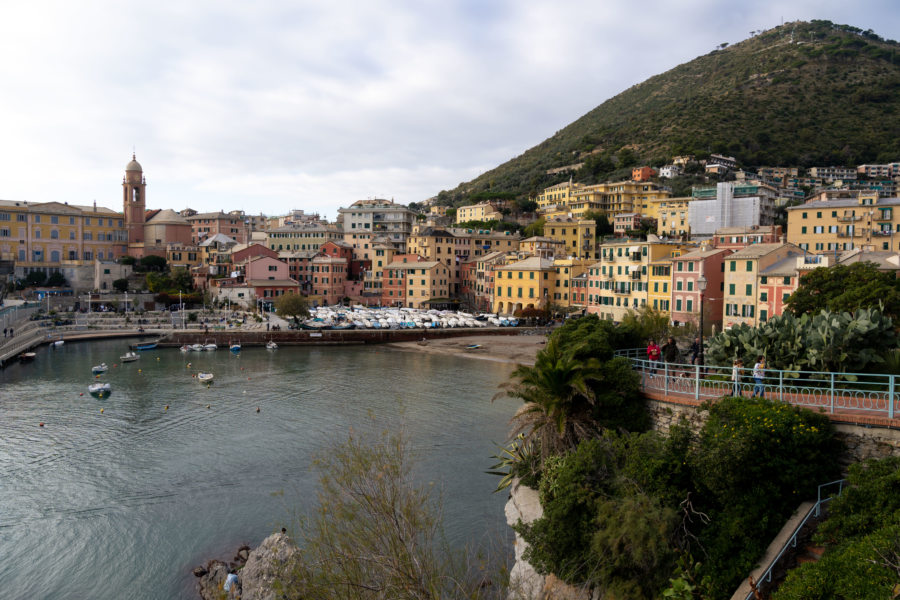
[1,1,897,220]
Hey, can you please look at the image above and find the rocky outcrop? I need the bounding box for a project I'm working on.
[505,480,545,599]
[195,534,298,600]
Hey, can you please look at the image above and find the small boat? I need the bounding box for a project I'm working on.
[120,351,140,363]
[132,340,159,351]
[229,342,241,354]
[180,345,191,353]
[203,342,217,351]
[197,372,214,383]
[53,339,64,347]
[19,352,36,362]
[190,343,204,352]
[88,382,111,399]
[266,340,278,350]
[464,344,482,351]
[91,363,109,374]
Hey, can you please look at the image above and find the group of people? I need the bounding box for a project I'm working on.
[2,327,13,338]
[647,337,768,398]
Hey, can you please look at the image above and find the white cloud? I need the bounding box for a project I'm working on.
[0,1,896,218]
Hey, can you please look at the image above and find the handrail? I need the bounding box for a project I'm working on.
[742,479,846,600]
[615,349,899,420]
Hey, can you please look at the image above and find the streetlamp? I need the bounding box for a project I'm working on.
[697,274,708,366]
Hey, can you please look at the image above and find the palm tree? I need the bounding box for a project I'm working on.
[496,337,603,464]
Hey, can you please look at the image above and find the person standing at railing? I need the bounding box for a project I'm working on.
[752,357,766,398]
[646,339,661,374]
[731,359,743,397]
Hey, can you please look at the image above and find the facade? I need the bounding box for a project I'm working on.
[668,247,731,334]
[786,193,900,253]
[337,199,415,251]
[535,180,582,212]
[658,165,683,179]
[542,217,596,259]
[266,222,343,253]
[550,258,592,309]
[632,166,656,182]
[456,202,502,223]
[712,225,784,250]
[809,166,857,181]
[857,163,900,178]
[187,212,248,245]
[613,213,642,237]
[722,243,804,329]
[0,199,128,280]
[688,182,777,236]
[545,180,672,219]
[493,256,556,315]
[310,254,348,305]
[586,240,692,322]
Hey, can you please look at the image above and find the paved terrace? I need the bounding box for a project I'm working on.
[616,349,900,429]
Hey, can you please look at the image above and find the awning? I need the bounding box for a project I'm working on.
[628,246,640,253]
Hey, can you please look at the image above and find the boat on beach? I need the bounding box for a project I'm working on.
[120,351,140,363]
[88,382,111,399]
[91,363,109,374]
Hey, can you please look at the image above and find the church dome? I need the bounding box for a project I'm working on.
[125,154,142,172]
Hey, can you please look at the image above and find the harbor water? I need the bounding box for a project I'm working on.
[0,339,520,599]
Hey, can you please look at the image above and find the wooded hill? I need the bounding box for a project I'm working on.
[435,21,900,206]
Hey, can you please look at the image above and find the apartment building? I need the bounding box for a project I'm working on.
[456,202,502,223]
[722,243,803,329]
[785,193,900,253]
[809,166,857,181]
[493,256,556,315]
[544,180,672,219]
[550,258,592,309]
[632,166,656,182]
[187,211,248,245]
[462,250,509,312]
[266,222,343,253]
[645,196,691,238]
[535,180,582,212]
[310,254,348,305]
[613,213,642,237]
[586,240,692,322]
[337,199,416,251]
[542,216,596,259]
[519,236,564,259]
[857,163,900,178]
[711,225,783,250]
[668,247,731,334]
[0,200,128,280]
[688,182,777,235]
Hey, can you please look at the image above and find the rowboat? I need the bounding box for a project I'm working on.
[19,352,36,362]
[229,342,241,354]
[120,351,140,363]
[197,372,214,383]
[266,340,278,350]
[131,340,159,351]
[92,363,109,374]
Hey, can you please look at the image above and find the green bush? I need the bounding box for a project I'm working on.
[816,456,900,544]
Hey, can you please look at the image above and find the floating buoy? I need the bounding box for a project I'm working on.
[79,393,84,396]
[206,404,210,409]
[138,369,142,373]
[39,422,44,427]
[164,405,169,410]
[206,384,210,389]
[113,364,118,368]
[256,407,260,413]
[157,357,160,361]
[100,408,104,414]
[95,374,100,379]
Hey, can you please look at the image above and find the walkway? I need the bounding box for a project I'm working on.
[616,349,900,429]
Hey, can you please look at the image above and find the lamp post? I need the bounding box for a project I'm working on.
[179,290,185,329]
[697,274,708,366]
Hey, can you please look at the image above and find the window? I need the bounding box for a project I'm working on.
[783,277,791,285]
[760,309,768,322]
[746,261,753,272]
[686,299,693,312]
[675,299,682,311]
[687,280,693,292]
[729,284,735,295]
[688,262,694,272]
[50,215,59,224]
[801,226,807,234]
[745,284,752,295]
[730,261,736,272]
[783,293,790,303]
[760,292,768,302]
[802,212,807,219]
[676,280,683,291]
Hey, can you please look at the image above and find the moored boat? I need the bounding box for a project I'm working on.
[266,340,278,350]
[132,340,160,351]
[88,382,112,399]
[197,372,214,383]
[203,341,217,351]
[120,351,139,363]
[19,352,36,362]
[229,342,241,354]
[91,363,109,374]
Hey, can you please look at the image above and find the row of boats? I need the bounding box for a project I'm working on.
[179,340,277,352]
[300,307,519,330]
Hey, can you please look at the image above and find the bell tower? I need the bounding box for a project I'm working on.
[123,153,146,244]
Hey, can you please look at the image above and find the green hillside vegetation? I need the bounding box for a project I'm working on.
[436,21,900,205]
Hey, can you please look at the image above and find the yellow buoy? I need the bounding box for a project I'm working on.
[100,408,104,414]
[206,404,210,409]
[164,405,169,410]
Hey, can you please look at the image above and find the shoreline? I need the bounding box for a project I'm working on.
[385,332,549,366]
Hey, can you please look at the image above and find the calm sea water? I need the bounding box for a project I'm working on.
[0,339,519,599]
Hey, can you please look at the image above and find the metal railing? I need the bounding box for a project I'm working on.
[616,348,899,420]
[742,479,846,600]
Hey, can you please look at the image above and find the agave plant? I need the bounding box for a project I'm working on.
[486,434,538,492]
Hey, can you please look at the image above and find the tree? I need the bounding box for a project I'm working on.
[24,271,46,287]
[118,255,136,266]
[583,210,614,237]
[139,255,167,272]
[46,272,67,287]
[785,262,900,321]
[275,293,310,324]
[274,430,508,599]
[522,218,545,238]
[113,278,129,293]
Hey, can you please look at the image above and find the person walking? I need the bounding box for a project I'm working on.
[731,359,743,397]
[752,357,766,398]
[646,339,661,374]
[689,337,701,365]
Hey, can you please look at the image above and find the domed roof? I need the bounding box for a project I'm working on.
[125,153,142,172]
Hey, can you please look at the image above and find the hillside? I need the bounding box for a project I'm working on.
[436,21,900,205]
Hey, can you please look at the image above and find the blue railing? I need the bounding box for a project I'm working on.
[743,479,846,600]
[615,349,899,420]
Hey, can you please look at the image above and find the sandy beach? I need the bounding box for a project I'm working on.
[385,332,549,365]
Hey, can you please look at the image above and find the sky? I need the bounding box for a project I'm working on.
[0,1,897,221]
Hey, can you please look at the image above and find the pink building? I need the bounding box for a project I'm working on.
[310,254,348,306]
[711,226,783,250]
[669,247,731,334]
[613,213,642,237]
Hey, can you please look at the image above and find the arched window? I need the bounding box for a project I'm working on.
[50,250,60,262]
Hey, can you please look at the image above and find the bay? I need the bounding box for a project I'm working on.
[0,339,519,599]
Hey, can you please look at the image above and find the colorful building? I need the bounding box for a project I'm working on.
[542,217,596,259]
[668,247,731,334]
[722,243,803,329]
[786,193,900,254]
[493,256,556,315]
[456,202,502,223]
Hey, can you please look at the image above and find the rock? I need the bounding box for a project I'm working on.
[505,481,546,600]
[240,532,300,600]
[542,574,592,600]
[196,560,230,600]
[236,545,251,562]
[192,566,208,578]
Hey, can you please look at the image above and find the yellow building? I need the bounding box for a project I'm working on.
[586,240,693,322]
[647,249,690,313]
[363,241,400,296]
[542,217,596,259]
[645,196,692,237]
[540,180,672,219]
[550,258,592,308]
[266,223,343,252]
[404,261,450,308]
[722,243,803,329]
[456,202,502,223]
[166,244,202,269]
[535,180,583,212]
[786,192,900,254]
[493,256,556,314]
[0,200,128,277]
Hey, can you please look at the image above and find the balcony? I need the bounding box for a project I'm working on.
[613,287,631,295]
[837,215,861,223]
[630,271,641,280]
[874,229,893,237]
[875,210,893,221]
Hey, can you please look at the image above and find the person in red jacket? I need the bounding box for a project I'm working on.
[646,339,661,373]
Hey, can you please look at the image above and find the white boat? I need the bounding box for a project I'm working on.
[180,345,191,353]
[120,351,139,363]
[203,342,217,351]
[190,344,204,352]
[88,382,111,399]
[266,340,278,350]
[229,342,241,354]
[197,372,214,383]
[91,363,109,375]
[53,339,64,347]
